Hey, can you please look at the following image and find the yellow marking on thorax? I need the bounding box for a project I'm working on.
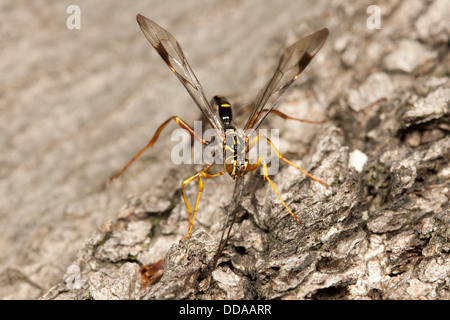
[224,144,234,150]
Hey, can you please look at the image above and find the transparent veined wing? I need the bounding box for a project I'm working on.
[136,14,224,138]
[243,28,328,138]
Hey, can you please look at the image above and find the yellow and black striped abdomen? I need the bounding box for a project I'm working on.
[211,95,249,178]
[223,129,248,178]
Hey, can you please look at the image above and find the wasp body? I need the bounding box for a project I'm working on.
[111,15,329,245]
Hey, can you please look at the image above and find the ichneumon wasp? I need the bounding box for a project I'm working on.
[110,14,329,267]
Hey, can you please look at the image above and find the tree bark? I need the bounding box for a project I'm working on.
[1,0,449,300]
[44,0,450,299]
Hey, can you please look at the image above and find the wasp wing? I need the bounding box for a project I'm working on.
[243,28,328,138]
[136,14,224,137]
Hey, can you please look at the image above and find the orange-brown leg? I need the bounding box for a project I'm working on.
[109,116,207,182]
[180,164,226,239]
[264,108,327,124]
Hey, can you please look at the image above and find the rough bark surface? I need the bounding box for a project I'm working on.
[1,0,449,300]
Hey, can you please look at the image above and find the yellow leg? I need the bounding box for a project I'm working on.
[244,134,329,223]
[247,134,329,188]
[246,156,300,223]
[180,164,226,239]
[259,156,301,224]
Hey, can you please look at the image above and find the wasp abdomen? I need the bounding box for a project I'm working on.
[224,129,247,177]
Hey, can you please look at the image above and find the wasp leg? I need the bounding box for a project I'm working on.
[246,156,301,224]
[109,116,207,182]
[180,164,226,240]
[247,134,329,188]
[264,108,327,124]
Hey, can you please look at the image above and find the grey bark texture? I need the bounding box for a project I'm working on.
[1,0,449,300]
